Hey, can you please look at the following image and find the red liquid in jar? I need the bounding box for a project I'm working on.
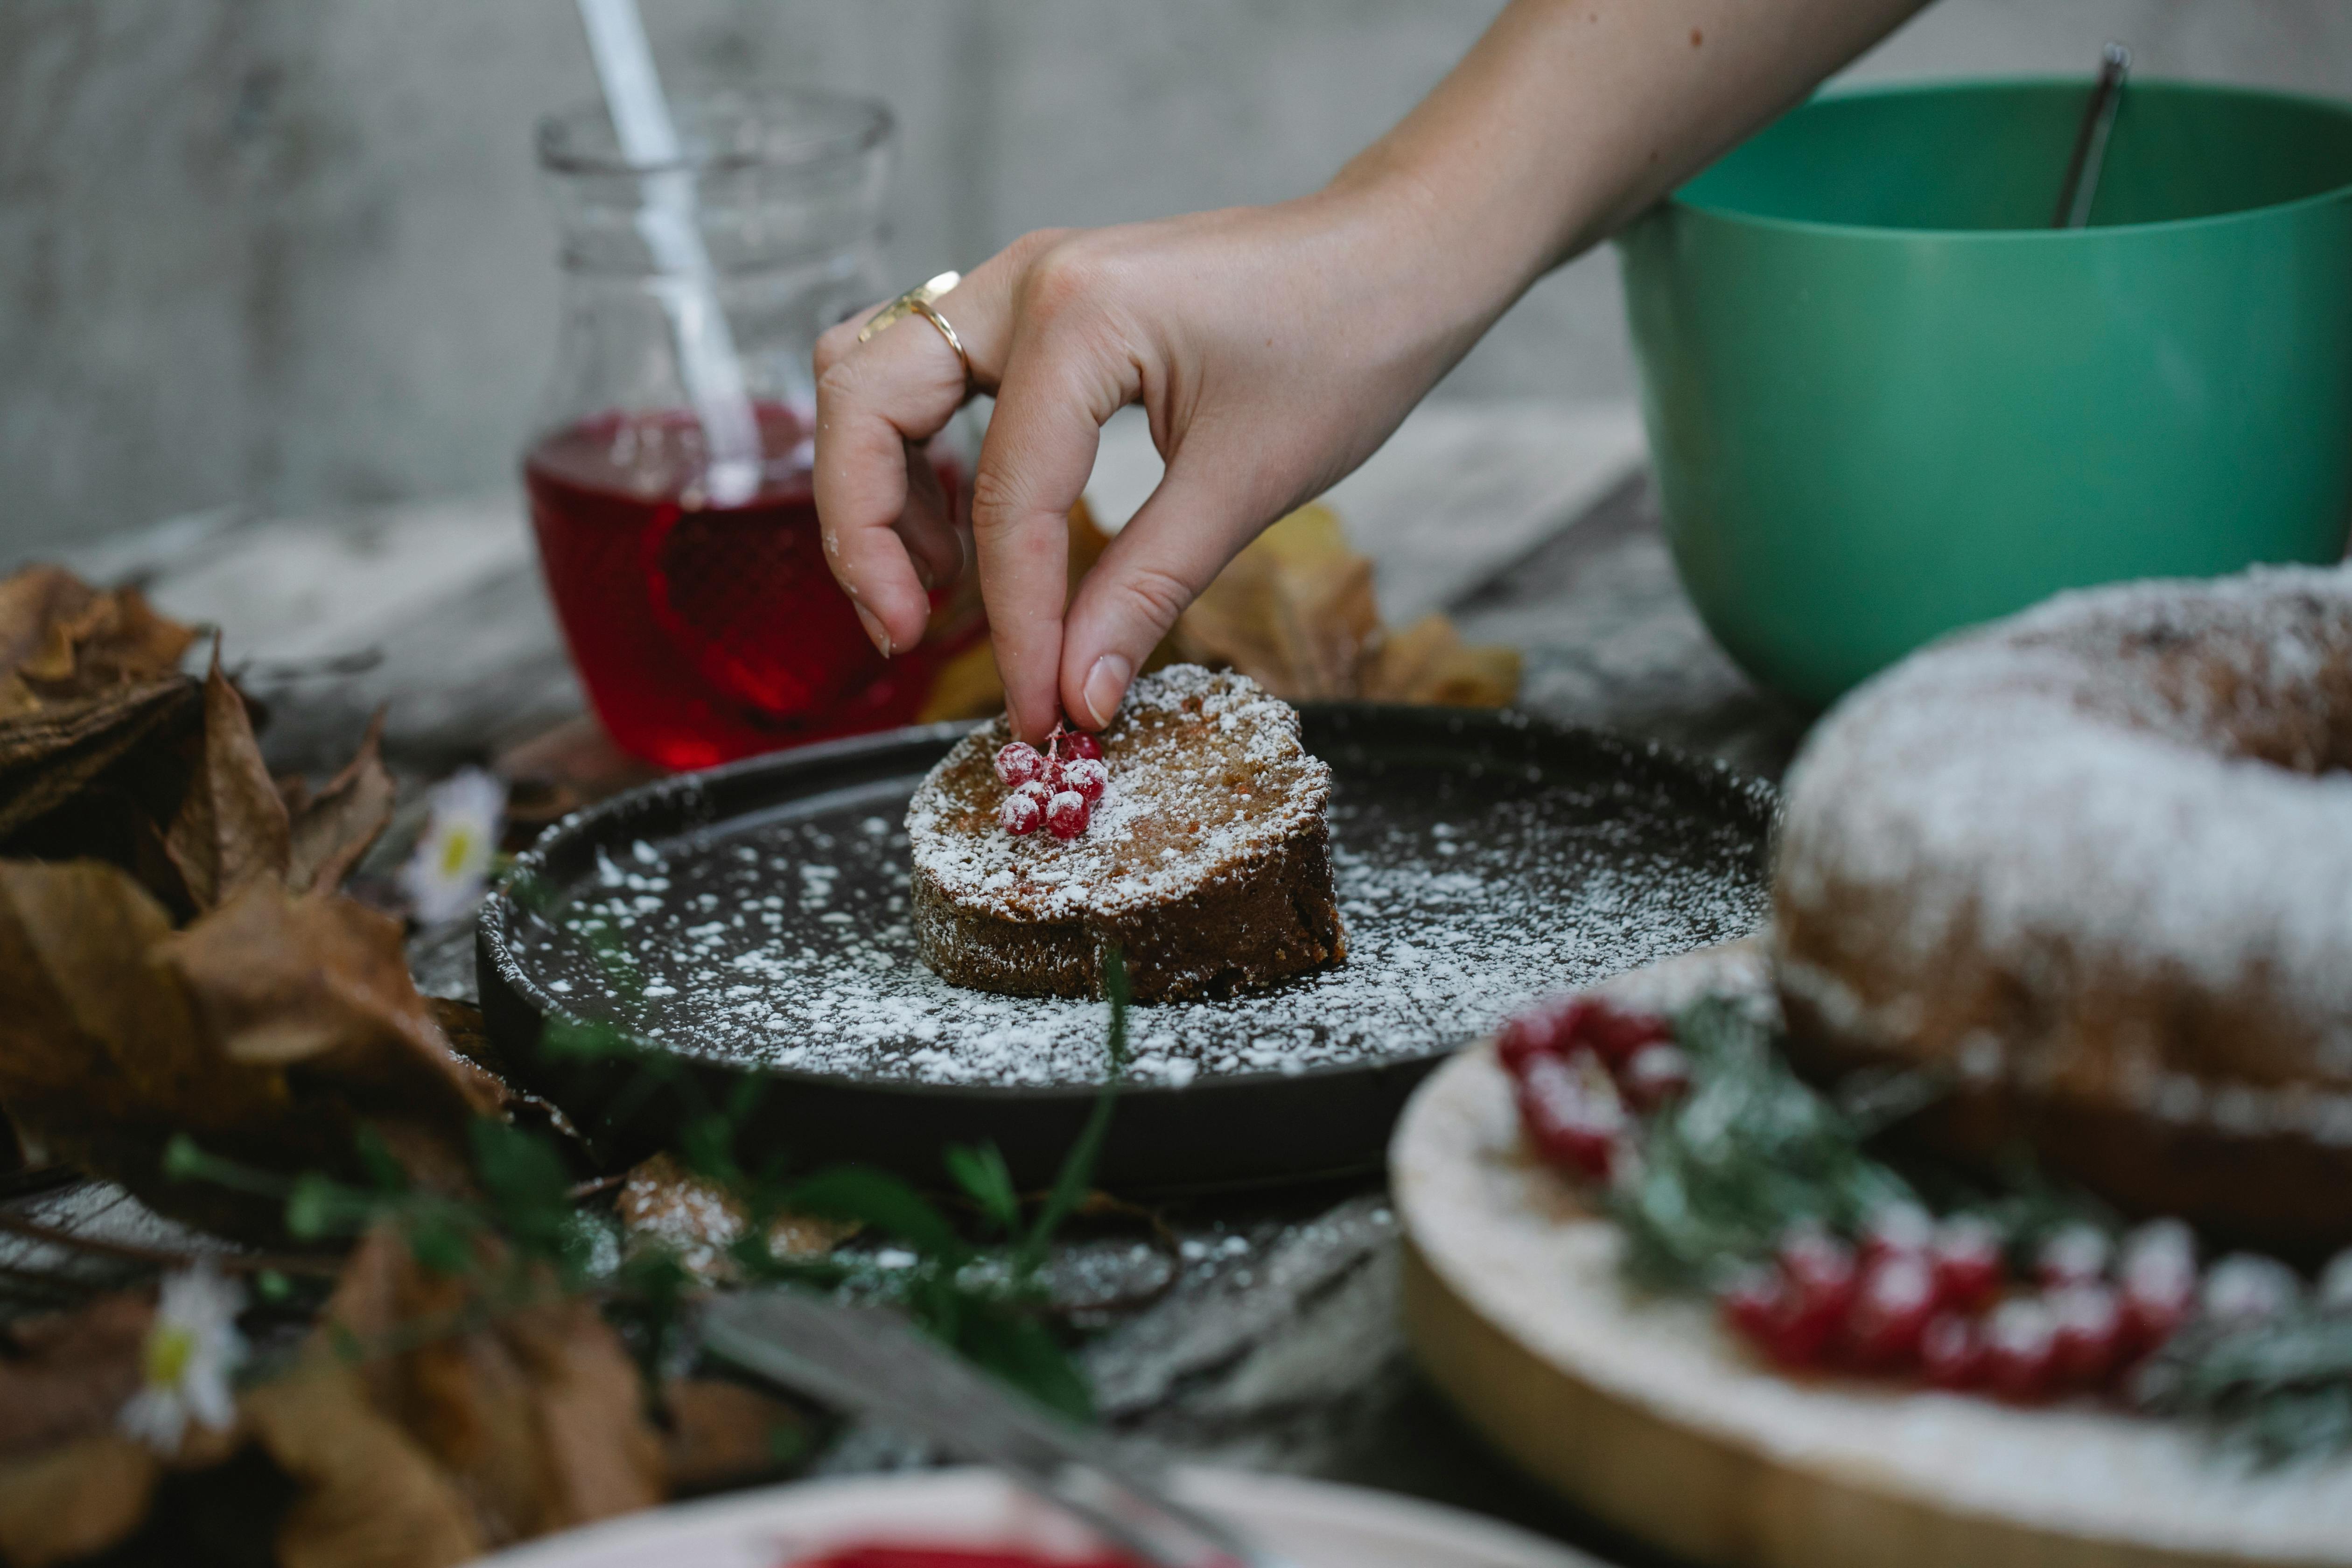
[525,404,981,770]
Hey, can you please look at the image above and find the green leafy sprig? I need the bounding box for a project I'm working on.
[1607,997,1919,1292]
[2137,1308,2352,1466]
[167,928,1142,1422]
[1604,995,2352,1466]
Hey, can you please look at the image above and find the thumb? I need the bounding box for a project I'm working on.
[1057,447,1282,729]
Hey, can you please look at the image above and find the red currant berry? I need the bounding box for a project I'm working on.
[1929,1215,2006,1312]
[2048,1282,2125,1388]
[1058,756,1110,802]
[994,741,1048,789]
[1618,1043,1692,1113]
[1044,790,1091,840]
[998,792,1043,836]
[1920,1312,1988,1390]
[2036,1223,2114,1288]
[1719,1269,1833,1368]
[1495,995,1589,1077]
[2201,1253,2303,1327]
[1719,1268,1786,1348]
[1575,1001,1673,1068]
[1844,1252,1938,1370]
[1725,1265,1846,1369]
[1859,1201,1935,1270]
[1776,1226,1860,1348]
[1982,1297,2060,1401]
[1513,1050,1627,1180]
[2118,1219,2198,1355]
[1062,730,1104,762]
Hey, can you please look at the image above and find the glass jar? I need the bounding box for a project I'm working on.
[525,89,981,770]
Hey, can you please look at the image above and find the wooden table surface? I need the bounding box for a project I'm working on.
[17,399,1811,1565]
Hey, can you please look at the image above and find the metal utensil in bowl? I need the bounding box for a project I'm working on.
[2054,42,2131,228]
[701,1288,1297,1568]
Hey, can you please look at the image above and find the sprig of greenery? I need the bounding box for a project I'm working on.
[732,949,1135,1418]
[168,936,1142,1423]
[1607,995,2352,1465]
[2137,1309,2352,1466]
[1608,998,1918,1291]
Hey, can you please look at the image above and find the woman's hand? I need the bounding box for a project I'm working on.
[814,0,1929,742]
[813,184,1481,742]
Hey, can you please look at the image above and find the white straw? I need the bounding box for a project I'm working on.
[575,0,763,505]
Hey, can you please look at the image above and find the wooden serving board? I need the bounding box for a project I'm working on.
[1392,940,2352,1568]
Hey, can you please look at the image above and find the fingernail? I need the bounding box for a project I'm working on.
[1081,654,1132,729]
[854,603,894,658]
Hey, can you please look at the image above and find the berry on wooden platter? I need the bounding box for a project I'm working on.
[1393,939,2352,1568]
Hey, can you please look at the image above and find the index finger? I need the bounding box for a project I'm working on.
[968,329,1139,741]
[812,278,1001,657]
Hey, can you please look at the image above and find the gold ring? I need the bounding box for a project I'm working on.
[858,270,973,391]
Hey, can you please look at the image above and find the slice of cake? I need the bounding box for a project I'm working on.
[907,665,1346,1002]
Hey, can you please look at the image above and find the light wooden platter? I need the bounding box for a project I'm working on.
[1393,940,2352,1568]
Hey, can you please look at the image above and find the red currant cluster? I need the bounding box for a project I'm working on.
[1496,995,1690,1180]
[1496,996,2351,1404]
[994,726,1108,840]
[1713,1215,2215,1399]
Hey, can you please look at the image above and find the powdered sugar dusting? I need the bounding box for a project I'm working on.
[908,665,1329,922]
[501,737,1770,1089]
[1778,563,2352,1086]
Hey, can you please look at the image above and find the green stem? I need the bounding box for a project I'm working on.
[1015,947,1130,1280]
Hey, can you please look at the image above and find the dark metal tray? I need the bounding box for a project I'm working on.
[476,705,1774,1192]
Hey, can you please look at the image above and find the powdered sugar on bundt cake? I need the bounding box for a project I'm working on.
[1773,563,2352,1246]
[908,665,1346,1001]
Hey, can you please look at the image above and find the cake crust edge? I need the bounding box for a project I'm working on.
[912,819,1347,1003]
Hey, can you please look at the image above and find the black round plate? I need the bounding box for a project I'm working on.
[477,705,1775,1192]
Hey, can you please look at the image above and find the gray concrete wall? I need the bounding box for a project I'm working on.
[5,1,2350,557]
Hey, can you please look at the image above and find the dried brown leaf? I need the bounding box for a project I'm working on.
[915,502,1116,724]
[321,1230,543,1539]
[617,1151,853,1283]
[158,881,503,1129]
[913,637,1008,725]
[0,859,365,1235]
[1361,613,1522,708]
[0,676,201,844]
[500,1292,666,1535]
[285,708,397,896]
[243,1350,483,1568]
[0,861,496,1233]
[0,860,249,1154]
[0,567,91,701]
[426,996,594,1162]
[0,565,197,733]
[0,1434,161,1568]
[166,651,290,911]
[0,1292,153,1461]
[318,1228,665,1546]
[0,569,205,908]
[1174,503,1382,701]
[50,585,199,699]
[661,1378,806,1495]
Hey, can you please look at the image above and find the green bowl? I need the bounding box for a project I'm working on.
[1619,79,2352,707]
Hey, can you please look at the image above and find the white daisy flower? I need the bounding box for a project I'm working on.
[400,766,507,924]
[119,1263,247,1455]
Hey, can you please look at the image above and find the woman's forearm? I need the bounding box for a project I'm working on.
[815,0,1931,736]
[1335,0,1929,332]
